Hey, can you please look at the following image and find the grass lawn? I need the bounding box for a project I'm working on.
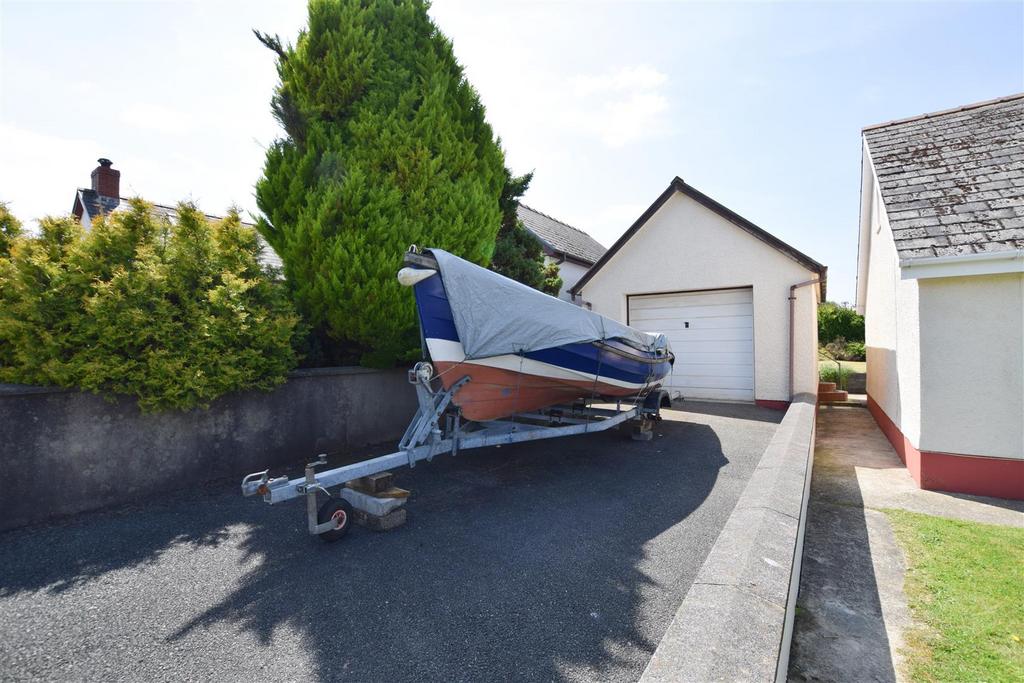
[818,358,866,374]
[885,509,1024,683]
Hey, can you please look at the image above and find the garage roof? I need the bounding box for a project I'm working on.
[570,177,827,297]
[863,93,1024,261]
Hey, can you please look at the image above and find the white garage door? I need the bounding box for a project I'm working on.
[628,288,754,401]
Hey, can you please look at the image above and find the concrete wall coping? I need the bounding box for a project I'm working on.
[0,365,384,397]
[640,393,817,683]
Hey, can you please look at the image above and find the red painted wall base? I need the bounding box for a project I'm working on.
[755,399,790,411]
[866,394,1024,501]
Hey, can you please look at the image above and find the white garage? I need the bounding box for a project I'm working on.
[628,288,754,401]
[571,177,826,408]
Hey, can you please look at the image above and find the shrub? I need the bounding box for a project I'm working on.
[844,341,866,361]
[0,200,300,411]
[819,363,852,389]
[818,301,864,344]
[254,0,505,367]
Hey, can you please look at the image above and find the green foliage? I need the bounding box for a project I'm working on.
[818,363,852,389]
[0,200,299,411]
[0,201,23,257]
[489,169,561,297]
[844,340,865,361]
[254,0,505,367]
[541,260,563,298]
[818,301,864,344]
[886,509,1024,683]
[820,336,865,363]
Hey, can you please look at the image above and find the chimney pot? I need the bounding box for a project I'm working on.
[91,158,120,198]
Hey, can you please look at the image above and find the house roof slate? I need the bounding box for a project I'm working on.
[74,189,283,270]
[863,93,1024,262]
[516,203,606,266]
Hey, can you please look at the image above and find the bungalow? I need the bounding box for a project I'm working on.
[571,177,827,408]
[516,203,606,300]
[856,93,1024,500]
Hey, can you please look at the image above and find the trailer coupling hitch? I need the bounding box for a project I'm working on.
[241,469,290,498]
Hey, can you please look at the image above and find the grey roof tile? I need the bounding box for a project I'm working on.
[865,93,1024,261]
[515,203,606,265]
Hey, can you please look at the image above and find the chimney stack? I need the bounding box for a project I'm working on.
[91,158,120,198]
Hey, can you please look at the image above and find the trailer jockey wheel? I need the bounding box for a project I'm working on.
[317,498,354,543]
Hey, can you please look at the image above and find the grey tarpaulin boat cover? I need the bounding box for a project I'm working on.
[428,249,669,359]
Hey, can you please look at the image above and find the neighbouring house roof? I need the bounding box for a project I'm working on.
[863,93,1024,262]
[73,189,283,270]
[516,203,606,266]
[570,177,827,297]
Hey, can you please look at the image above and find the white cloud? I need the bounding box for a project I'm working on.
[572,65,668,96]
[579,90,670,149]
[118,103,194,135]
[0,124,103,226]
[562,65,672,148]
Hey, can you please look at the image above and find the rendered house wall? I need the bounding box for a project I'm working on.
[862,166,922,446]
[545,256,589,301]
[860,147,1023,498]
[918,273,1024,460]
[575,192,821,402]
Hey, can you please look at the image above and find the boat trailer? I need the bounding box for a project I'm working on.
[242,361,667,542]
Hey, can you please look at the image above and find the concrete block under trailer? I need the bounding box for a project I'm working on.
[241,362,669,542]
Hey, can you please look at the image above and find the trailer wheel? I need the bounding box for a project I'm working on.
[317,498,354,543]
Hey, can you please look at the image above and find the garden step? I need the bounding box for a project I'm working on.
[818,382,837,393]
[818,390,849,403]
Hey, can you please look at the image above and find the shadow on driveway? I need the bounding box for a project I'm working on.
[0,407,778,682]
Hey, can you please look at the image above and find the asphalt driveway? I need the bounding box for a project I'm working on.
[0,402,781,682]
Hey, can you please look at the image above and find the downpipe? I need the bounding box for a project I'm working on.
[789,278,821,399]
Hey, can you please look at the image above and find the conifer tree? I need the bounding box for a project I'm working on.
[255,0,505,366]
[489,170,562,298]
[0,202,23,257]
[0,201,298,410]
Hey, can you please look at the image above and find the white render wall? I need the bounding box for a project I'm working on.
[862,164,922,446]
[545,257,589,301]
[860,146,1023,461]
[575,191,821,402]
[918,273,1024,460]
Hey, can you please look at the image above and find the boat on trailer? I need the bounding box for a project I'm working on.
[241,247,674,542]
[398,248,673,420]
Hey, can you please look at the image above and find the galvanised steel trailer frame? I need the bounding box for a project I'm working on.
[242,361,666,542]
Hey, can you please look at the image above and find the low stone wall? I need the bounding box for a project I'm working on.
[640,394,817,682]
[0,367,417,532]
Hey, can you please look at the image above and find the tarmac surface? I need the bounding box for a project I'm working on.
[0,401,782,682]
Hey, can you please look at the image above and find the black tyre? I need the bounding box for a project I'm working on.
[317,497,354,543]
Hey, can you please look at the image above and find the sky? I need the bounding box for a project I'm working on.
[1,1,1022,305]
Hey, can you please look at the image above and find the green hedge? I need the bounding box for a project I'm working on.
[0,200,300,411]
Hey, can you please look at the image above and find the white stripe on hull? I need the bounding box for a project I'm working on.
[425,338,651,390]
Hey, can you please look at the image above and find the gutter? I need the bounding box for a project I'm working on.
[899,248,1024,280]
[789,278,821,399]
